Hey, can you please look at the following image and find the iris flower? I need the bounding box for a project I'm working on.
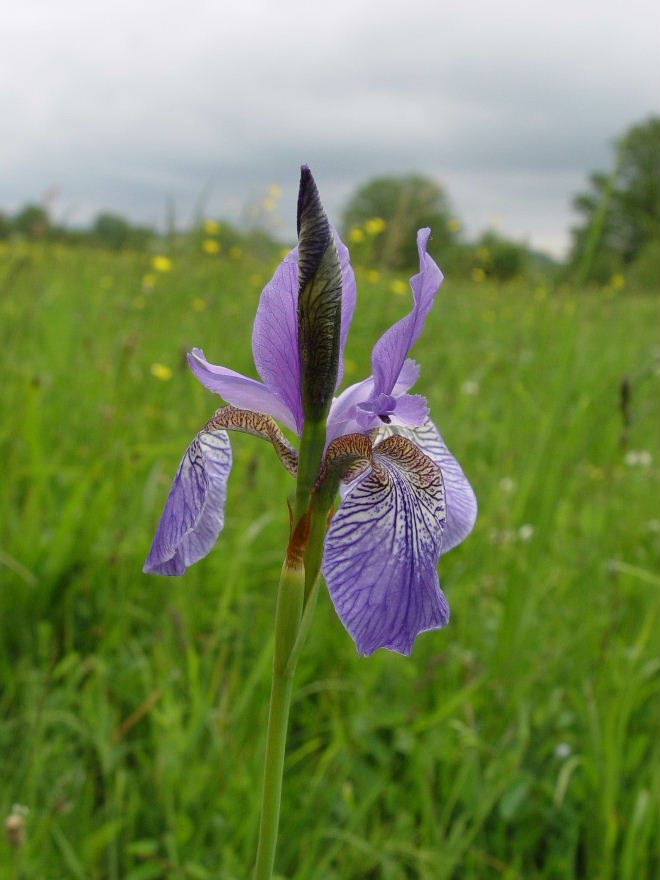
[144,169,476,656]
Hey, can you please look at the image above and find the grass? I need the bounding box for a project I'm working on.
[0,240,658,879]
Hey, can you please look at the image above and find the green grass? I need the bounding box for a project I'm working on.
[0,241,658,880]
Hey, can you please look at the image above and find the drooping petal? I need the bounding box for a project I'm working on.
[143,427,231,576]
[188,348,299,433]
[251,254,304,433]
[144,407,298,576]
[374,419,477,553]
[370,229,443,396]
[323,434,448,656]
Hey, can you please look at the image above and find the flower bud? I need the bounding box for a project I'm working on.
[296,166,342,423]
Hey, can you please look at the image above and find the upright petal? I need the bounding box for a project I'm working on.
[250,230,356,432]
[374,419,477,553]
[188,348,299,433]
[251,254,304,433]
[323,434,449,656]
[334,232,357,389]
[371,229,443,395]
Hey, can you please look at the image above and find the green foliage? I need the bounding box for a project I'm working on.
[470,231,529,281]
[11,203,51,238]
[0,242,658,878]
[341,175,456,270]
[92,213,153,251]
[569,116,660,283]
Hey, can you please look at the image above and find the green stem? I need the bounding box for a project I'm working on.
[293,419,326,523]
[254,558,305,880]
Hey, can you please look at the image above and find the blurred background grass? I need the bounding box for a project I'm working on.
[0,230,658,878]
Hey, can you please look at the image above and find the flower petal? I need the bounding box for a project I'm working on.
[250,230,356,431]
[323,434,449,656]
[370,229,443,395]
[251,252,304,433]
[143,427,231,576]
[188,348,299,433]
[335,232,357,389]
[144,407,298,576]
[374,419,477,553]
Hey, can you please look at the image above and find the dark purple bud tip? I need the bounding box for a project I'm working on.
[296,168,343,422]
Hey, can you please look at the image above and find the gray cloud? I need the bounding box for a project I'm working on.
[2,0,658,255]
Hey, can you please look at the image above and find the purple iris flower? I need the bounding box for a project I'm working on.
[144,192,476,656]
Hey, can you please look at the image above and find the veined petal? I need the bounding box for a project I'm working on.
[188,348,299,433]
[374,418,477,553]
[144,407,298,576]
[251,253,304,433]
[143,426,231,576]
[323,434,448,656]
[371,229,443,395]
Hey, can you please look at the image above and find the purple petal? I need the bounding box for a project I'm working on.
[323,434,449,656]
[389,394,429,426]
[393,359,421,394]
[144,428,231,576]
[334,232,357,389]
[374,419,477,553]
[325,376,375,443]
[250,231,356,432]
[371,229,443,395]
[251,253,304,433]
[188,349,299,434]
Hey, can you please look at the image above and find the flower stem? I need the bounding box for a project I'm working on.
[254,553,305,880]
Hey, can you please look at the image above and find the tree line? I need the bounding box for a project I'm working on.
[2,116,657,285]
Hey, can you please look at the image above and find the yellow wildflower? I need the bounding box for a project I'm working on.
[611,273,625,290]
[447,218,462,233]
[365,217,386,236]
[263,197,277,212]
[150,363,173,381]
[202,238,221,254]
[204,219,220,235]
[229,245,243,260]
[367,269,380,283]
[390,279,408,295]
[152,255,173,273]
[268,184,282,198]
[349,227,365,244]
[192,298,206,312]
[471,267,487,283]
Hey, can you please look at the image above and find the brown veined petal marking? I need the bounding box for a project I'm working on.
[205,405,299,476]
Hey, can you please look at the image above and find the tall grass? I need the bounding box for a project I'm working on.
[0,242,658,879]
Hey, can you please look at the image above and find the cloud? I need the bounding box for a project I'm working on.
[2,0,658,255]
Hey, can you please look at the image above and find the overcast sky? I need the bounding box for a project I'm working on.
[3,0,658,256]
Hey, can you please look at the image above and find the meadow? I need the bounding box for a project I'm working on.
[0,240,658,880]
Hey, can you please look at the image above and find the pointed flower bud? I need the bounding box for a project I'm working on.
[296,166,343,423]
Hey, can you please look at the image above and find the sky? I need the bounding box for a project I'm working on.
[3,0,658,257]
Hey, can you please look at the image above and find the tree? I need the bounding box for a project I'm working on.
[12,204,50,238]
[342,175,457,270]
[569,117,659,283]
